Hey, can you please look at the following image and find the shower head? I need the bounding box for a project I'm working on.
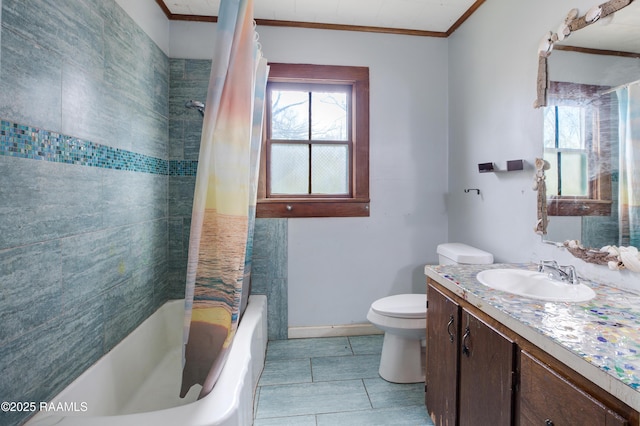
[185,100,205,117]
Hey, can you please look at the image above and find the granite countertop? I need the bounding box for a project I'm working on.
[424,263,640,411]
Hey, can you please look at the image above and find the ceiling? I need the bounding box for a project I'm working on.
[156,0,485,37]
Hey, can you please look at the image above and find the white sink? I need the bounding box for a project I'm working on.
[476,268,596,302]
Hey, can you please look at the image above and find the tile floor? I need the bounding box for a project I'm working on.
[253,335,434,425]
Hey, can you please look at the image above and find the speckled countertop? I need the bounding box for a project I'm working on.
[424,263,640,412]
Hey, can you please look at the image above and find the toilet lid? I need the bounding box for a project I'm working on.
[371,294,427,319]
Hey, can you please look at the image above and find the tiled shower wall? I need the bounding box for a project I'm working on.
[0,1,169,425]
[0,4,288,424]
[168,58,288,340]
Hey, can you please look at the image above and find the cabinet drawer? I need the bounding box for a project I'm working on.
[519,351,627,426]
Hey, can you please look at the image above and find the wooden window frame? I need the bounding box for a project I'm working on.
[257,63,370,218]
[546,81,613,217]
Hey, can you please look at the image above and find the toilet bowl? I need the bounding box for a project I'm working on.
[368,243,493,384]
[366,294,427,383]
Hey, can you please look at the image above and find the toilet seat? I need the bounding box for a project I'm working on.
[371,294,426,319]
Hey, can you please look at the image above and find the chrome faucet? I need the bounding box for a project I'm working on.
[537,260,579,285]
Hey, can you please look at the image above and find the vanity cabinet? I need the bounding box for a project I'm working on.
[459,308,515,425]
[425,284,459,426]
[425,279,636,426]
[426,284,515,426]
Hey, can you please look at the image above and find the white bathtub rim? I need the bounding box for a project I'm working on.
[28,295,267,426]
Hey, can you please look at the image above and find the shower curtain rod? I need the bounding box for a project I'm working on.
[600,78,640,95]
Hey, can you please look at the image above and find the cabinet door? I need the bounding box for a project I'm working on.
[519,351,628,426]
[426,284,460,426]
[459,308,516,426]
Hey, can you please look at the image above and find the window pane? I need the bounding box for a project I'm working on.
[543,107,558,149]
[560,152,587,196]
[544,150,559,195]
[544,104,589,197]
[311,144,349,194]
[557,106,585,149]
[271,91,309,140]
[270,143,309,194]
[311,92,348,141]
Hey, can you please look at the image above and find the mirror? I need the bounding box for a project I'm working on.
[534,0,640,266]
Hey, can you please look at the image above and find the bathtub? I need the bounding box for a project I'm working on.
[27,295,267,426]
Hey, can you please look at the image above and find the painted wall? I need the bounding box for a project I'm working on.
[447,0,639,291]
[0,1,169,424]
[169,22,450,328]
[277,28,449,328]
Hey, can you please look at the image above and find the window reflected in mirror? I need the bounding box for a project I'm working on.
[544,81,614,217]
[543,104,589,197]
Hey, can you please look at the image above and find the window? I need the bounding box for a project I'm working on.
[543,104,590,197]
[544,82,613,216]
[257,63,370,218]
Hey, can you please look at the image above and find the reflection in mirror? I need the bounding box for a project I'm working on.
[534,0,640,271]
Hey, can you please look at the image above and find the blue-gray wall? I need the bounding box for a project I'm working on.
[0,4,287,425]
[0,1,169,425]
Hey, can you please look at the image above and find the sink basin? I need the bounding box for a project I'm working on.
[476,269,596,302]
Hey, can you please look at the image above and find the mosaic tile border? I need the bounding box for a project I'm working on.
[1,120,198,176]
[169,160,198,176]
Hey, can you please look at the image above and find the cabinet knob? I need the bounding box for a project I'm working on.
[545,420,554,426]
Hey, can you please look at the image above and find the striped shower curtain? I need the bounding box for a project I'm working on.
[618,82,640,248]
[180,0,268,399]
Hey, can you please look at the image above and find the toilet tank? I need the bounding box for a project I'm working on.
[437,243,494,265]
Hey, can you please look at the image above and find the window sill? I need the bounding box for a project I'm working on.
[256,199,370,218]
[547,198,612,216]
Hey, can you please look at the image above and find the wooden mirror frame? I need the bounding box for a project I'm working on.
[534,0,635,108]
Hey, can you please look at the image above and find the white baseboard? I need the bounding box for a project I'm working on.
[288,323,383,339]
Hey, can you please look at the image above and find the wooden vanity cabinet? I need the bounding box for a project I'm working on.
[519,351,627,426]
[426,283,516,426]
[425,284,460,426]
[459,308,515,425]
[425,279,637,426]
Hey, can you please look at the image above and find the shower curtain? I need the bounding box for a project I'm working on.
[180,0,268,399]
[618,82,640,248]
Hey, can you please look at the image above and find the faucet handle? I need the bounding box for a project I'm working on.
[538,260,559,272]
[563,265,578,284]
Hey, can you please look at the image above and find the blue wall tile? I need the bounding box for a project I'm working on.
[0,156,104,249]
[0,1,171,425]
[0,304,105,426]
[0,241,63,346]
[252,219,289,340]
[103,268,156,352]
[2,0,105,78]
[60,228,132,311]
[0,27,62,132]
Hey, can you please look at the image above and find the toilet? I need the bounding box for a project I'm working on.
[367,243,493,384]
